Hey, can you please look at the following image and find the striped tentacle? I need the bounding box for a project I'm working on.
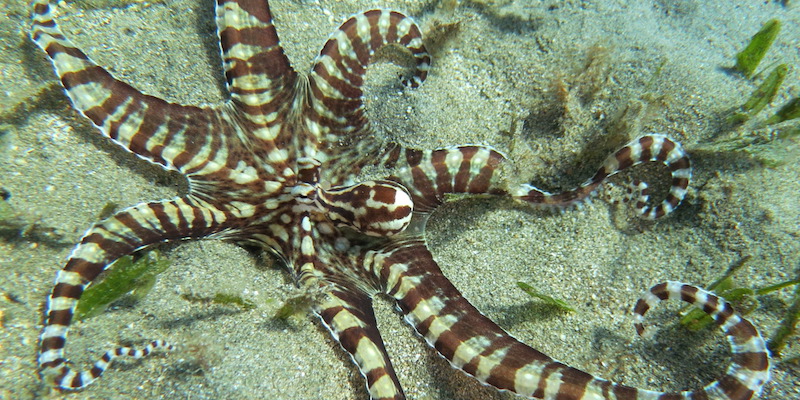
[215,0,299,147]
[216,0,297,105]
[291,206,406,399]
[307,9,430,138]
[375,242,769,399]
[309,8,430,185]
[31,0,235,175]
[39,198,232,390]
[314,283,406,400]
[513,134,691,219]
[374,239,607,398]
[383,145,509,213]
[633,282,770,400]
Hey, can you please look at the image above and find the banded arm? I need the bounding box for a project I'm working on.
[39,197,232,390]
[382,134,691,218]
[31,0,240,175]
[511,134,691,219]
[372,239,770,400]
[307,9,431,139]
[215,0,298,123]
[383,145,508,213]
[314,283,406,400]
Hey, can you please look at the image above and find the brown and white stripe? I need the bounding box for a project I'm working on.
[307,9,430,139]
[374,240,769,399]
[384,145,508,212]
[314,283,406,400]
[31,0,766,399]
[30,0,249,176]
[317,180,414,237]
[633,282,770,400]
[38,198,231,389]
[381,135,689,219]
[512,134,691,219]
[216,0,297,116]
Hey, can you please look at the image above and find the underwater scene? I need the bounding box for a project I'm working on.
[0,0,798,399]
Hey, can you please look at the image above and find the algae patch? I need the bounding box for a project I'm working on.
[734,19,781,78]
[516,281,575,313]
[729,64,787,125]
[75,250,171,321]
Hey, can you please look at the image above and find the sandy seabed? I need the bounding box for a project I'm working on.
[1,0,798,399]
